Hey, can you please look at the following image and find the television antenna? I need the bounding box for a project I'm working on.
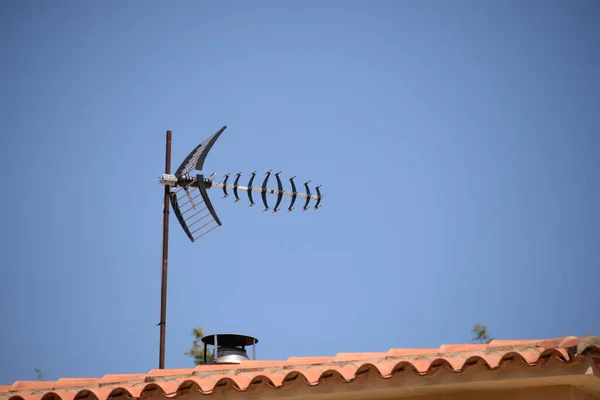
[156,126,322,368]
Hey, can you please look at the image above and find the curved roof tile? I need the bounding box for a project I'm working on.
[2,335,598,400]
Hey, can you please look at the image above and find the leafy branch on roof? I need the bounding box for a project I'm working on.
[471,323,494,344]
[34,369,43,381]
[185,326,213,365]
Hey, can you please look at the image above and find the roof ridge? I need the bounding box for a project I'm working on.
[2,335,597,398]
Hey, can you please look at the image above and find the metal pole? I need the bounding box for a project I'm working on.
[159,130,172,369]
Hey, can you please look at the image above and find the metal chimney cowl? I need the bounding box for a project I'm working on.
[201,333,259,364]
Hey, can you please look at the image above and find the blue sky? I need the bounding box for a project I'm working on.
[1,0,599,383]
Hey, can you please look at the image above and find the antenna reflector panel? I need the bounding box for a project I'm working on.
[170,176,222,242]
[174,126,227,178]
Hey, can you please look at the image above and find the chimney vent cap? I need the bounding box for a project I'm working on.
[201,333,259,347]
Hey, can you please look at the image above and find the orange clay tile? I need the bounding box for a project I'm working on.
[1,335,598,400]
[537,336,578,348]
[438,343,488,353]
[386,348,437,357]
[488,339,540,346]
[333,352,388,362]
[53,378,102,389]
[286,356,336,364]
[98,374,147,385]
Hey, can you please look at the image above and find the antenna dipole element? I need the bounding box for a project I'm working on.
[159,130,171,369]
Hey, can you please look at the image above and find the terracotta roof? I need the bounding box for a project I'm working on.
[2,335,599,400]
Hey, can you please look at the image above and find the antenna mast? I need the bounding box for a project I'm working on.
[158,130,171,369]
[157,126,323,368]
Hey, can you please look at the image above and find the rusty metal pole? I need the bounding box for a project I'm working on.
[159,130,172,369]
